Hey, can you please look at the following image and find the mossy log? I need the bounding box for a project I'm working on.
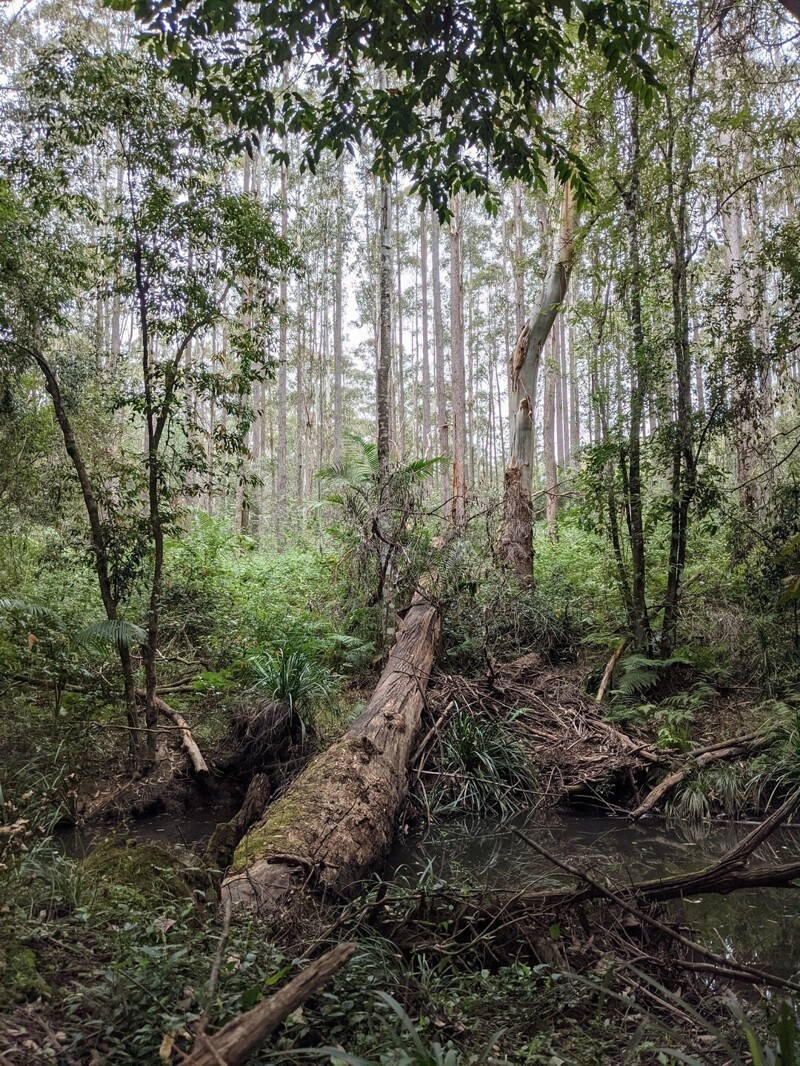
[222,592,440,912]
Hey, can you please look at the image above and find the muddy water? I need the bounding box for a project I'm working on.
[389,813,800,979]
[61,804,800,978]
[58,799,241,858]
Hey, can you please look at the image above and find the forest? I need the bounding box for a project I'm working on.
[1,0,800,1061]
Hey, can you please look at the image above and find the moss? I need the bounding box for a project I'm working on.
[205,820,238,869]
[82,839,204,906]
[0,940,50,1004]
[229,737,379,875]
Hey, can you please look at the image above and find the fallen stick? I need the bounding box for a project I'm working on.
[183,942,356,1066]
[152,695,209,775]
[595,639,628,703]
[629,734,770,820]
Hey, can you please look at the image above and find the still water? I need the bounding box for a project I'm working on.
[389,813,800,978]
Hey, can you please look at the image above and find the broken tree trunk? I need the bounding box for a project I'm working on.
[222,591,440,912]
[499,182,577,583]
[184,943,355,1066]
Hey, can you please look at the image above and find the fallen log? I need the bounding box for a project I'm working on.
[222,591,440,912]
[184,942,355,1066]
[629,733,769,819]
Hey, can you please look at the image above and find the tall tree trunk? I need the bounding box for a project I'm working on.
[543,333,558,541]
[333,156,344,463]
[660,73,698,658]
[623,101,653,653]
[450,193,467,529]
[419,209,432,456]
[499,183,576,580]
[394,179,405,459]
[277,162,289,543]
[377,169,396,645]
[431,208,449,501]
[568,288,580,467]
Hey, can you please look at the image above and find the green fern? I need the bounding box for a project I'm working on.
[613,653,692,698]
[73,619,147,654]
[0,598,68,629]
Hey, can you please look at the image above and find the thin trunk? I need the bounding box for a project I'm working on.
[624,101,652,653]
[543,336,558,540]
[419,209,432,455]
[277,162,289,543]
[29,344,142,766]
[431,208,449,501]
[449,193,467,528]
[333,156,344,463]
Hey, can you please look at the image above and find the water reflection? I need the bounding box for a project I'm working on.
[389,813,800,978]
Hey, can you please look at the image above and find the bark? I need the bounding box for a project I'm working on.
[419,209,432,455]
[499,183,576,580]
[449,193,467,528]
[184,944,356,1066]
[431,208,449,501]
[222,593,440,912]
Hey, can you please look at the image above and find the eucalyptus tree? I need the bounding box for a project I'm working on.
[0,43,289,765]
[119,0,662,562]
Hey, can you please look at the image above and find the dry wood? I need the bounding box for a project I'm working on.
[151,695,209,775]
[629,734,769,819]
[595,639,628,702]
[222,592,440,912]
[183,943,356,1066]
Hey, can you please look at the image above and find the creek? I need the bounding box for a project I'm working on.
[389,811,800,980]
[60,806,800,979]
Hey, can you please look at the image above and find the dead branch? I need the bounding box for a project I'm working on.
[513,827,800,994]
[595,639,629,702]
[629,734,770,819]
[182,943,356,1066]
[136,692,209,775]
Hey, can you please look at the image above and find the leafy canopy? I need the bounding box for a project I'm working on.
[110,0,665,209]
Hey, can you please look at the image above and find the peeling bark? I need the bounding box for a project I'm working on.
[499,183,577,581]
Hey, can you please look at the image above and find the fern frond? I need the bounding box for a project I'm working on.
[74,619,146,653]
[0,599,67,628]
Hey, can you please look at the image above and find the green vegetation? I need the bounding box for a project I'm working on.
[2,0,800,1060]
